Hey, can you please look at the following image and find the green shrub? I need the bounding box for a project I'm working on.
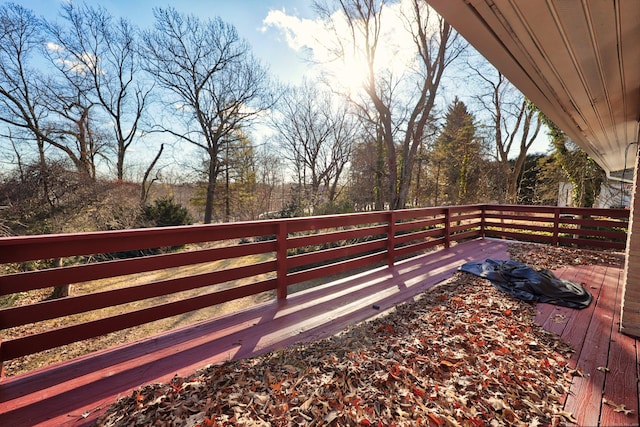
[143,198,192,227]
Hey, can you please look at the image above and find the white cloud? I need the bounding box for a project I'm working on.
[261,0,433,93]
[45,41,64,52]
[262,9,327,55]
[45,41,101,75]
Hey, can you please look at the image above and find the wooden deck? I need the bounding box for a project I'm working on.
[535,262,638,426]
[0,238,635,426]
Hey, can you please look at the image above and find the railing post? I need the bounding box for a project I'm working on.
[444,207,451,248]
[276,222,288,300]
[553,207,560,246]
[0,339,4,380]
[387,210,396,267]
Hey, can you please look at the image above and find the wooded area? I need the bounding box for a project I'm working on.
[0,0,621,239]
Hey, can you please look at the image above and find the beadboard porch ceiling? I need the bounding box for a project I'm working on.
[427,0,640,181]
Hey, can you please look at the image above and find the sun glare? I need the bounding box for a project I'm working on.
[264,0,422,94]
[330,53,370,94]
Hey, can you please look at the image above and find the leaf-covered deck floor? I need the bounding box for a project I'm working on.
[97,271,577,427]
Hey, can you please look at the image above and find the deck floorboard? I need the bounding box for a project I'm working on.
[537,264,639,426]
[600,267,638,426]
[562,265,614,426]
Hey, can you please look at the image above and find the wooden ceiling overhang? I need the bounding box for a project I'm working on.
[427,0,640,181]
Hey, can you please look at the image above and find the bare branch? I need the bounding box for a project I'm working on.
[142,7,273,223]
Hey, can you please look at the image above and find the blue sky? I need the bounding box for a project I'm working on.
[19,0,317,84]
[16,0,551,156]
[18,0,429,105]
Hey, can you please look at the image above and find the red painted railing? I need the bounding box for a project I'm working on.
[482,204,629,249]
[0,204,629,375]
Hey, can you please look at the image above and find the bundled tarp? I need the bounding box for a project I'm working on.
[459,259,592,309]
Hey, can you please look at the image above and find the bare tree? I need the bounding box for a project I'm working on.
[0,3,49,170]
[317,0,465,209]
[0,3,107,180]
[470,64,542,203]
[0,1,93,259]
[142,7,273,223]
[254,144,284,216]
[271,81,359,214]
[38,75,102,179]
[44,2,152,181]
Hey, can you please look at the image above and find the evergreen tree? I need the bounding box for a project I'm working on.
[430,98,484,205]
[191,132,260,222]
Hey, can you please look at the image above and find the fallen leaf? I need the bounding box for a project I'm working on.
[558,411,577,423]
[325,411,339,423]
[95,259,578,427]
[439,359,456,368]
[614,405,634,416]
[567,368,584,377]
[604,398,635,416]
[488,397,508,411]
[427,412,444,426]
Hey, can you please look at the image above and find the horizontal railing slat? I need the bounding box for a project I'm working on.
[484,229,551,243]
[484,221,552,233]
[557,236,627,250]
[394,228,445,245]
[559,217,628,228]
[449,222,482,235]
[0,260,276,329]
[394,218,443,233]
[393,207,447,221]
[286,252,388,286]
[284,212,389,234]
[1,279,278,360]
[287,239,387,270]
[287,225,387,249]
[0,241,276,296]
[393,239,444,258]
[0,222,281,263]
[485,213,554,223]
[557,227,627,240]
[451,229,482,242]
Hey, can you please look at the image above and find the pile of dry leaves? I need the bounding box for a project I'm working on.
[97,270,577,427]
[508,242,624,270]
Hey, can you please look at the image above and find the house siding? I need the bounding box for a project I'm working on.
[621,144,640,336]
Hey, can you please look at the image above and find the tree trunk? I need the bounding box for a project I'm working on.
[141,144,164,204]
[375,130,384,211]
[204,151,218,224]
[49,258,70,299]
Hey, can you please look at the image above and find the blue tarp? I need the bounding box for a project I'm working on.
[459,259,592,309]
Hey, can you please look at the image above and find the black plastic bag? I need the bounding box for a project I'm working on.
[460,259,592,309]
